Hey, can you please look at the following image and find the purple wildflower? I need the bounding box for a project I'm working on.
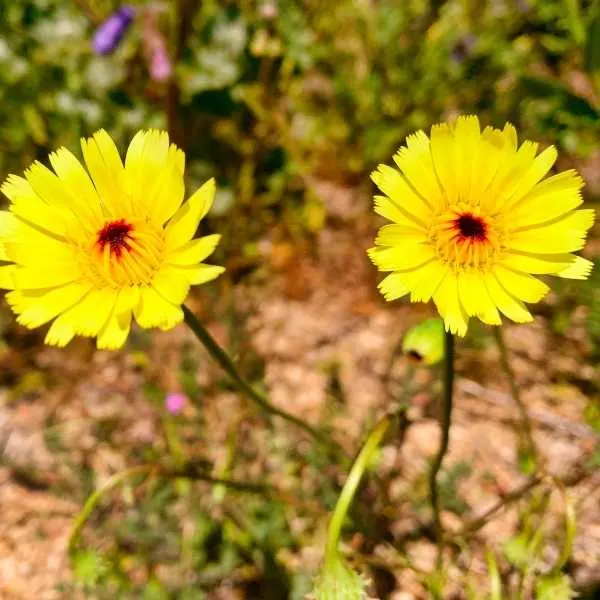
[142,8,172,82]
[165,392,187,415]
[93,5,135,55]
[149,40,172,81]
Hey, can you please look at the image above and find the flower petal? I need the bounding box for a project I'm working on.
[8,282,92,328]
[371,165,432,225]
[167,234,221,266]
[484,272,532,323]
[175,264,225,285]
[134,286,184,330]
[433,274,468,336]
[81,129,126,216]
[493,266,549,303]
[507,209,595,253]
[165,178,215,251]
[393,130,443,207]
[458,270,501,325]
[378,273,410,301]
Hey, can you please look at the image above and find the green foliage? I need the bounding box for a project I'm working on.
[311,554,368,600]
[535,573,578,600]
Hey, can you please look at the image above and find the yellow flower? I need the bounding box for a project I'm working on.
[369,115,594,336]
[0,129,224,349]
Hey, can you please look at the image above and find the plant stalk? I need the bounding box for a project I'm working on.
[429,330,455,568]
[182,305,339,455]
[493,327,538,467]
[325,416,392,567]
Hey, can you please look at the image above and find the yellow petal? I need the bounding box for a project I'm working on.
[493,266,549,303]
[373,223,428,247]
[457,270,501,325]
[81,129,125,216]
[151,268,191,306]
[408,261,449,302]
[96,287,138,350]
[124,130,170,207]
[502,251,582,276]
[148,144,186,225]
[557,256,593,280]
[511,170,583,229]
[479,124,520,213]
[2,175,69,239]
[508,209,595,253]
[9,283,92,328]
[175,264,225,285]
[49,147,103,224]
[452,115,481,204]
[378,273,410,301]
[430,122,457,205]
[45,314,75,347]
[134,286,184,330]
[393,130,443,206]
[0,209,18,236]
[433,274,468,336]
[371,165,431,224]
[0,265,16,289]
[372,195,427,231]
[45,288,118,347]
[4,239,75,266]
[501,145,557,211]
[53,288,118,337]
[165,178,216,251]
[484,272,532,323]
[167,234,221,266]
[13,264,78,289]
[367,244,435,272]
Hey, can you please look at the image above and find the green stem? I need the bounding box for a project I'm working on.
[68,463,270,552]
[429,330,455,568]
[69,465,152,553]
[493,327,538,466]
[325,416,391,566]
[182,305,338,454]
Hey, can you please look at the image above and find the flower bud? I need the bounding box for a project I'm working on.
[93,5,135,55]
[402,318,444,366]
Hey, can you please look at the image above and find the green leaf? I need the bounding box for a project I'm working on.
[521,75,600,120]
[585,12,600,74]
[535,574,578,600]
[503,532,530,570]
[72,549,107,587]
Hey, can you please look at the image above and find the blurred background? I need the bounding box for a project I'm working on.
[0,0,599,598]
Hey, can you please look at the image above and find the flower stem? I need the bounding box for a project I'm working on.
[69,463,271,552]
[429,330,455,568]
[325,416,392,567]
[182,305,339,456]
[493,327,538,467]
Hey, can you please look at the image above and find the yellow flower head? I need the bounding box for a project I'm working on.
[0,129,224,349]
[369,115,594,336]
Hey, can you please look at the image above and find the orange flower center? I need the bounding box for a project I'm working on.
[96,219,134,258]
[79,218,166,288]
[453,213,488,242]
[430,208,503,271]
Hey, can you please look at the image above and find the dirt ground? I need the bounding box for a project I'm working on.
[0,223,598,599]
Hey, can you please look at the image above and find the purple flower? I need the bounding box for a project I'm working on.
[93,5,135,55]
[149,42,172,82]
[165,392,187,415]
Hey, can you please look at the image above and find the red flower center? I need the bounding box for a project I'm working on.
[97,219,133,257]
[454,213,488,242]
